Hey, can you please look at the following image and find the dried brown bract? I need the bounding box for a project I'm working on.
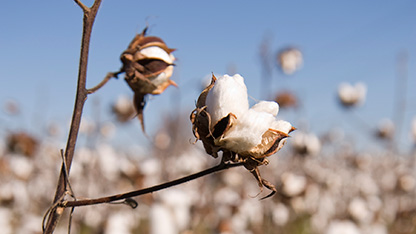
[6,132,39,157]
[274,90,298,109]
[191,74,295,198]
[120,27,177,131]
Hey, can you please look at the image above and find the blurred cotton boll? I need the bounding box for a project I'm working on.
[6,132,38,157]
[272,203,290,226]
[281,172,307,197]
[274,90,298,109]
[105,211,137,234]
[348,197,373,223]
[375,118,395,140]
[326,220,360,234]
[292,131,321,156]
[112,95,135,123]
[277,47,303,75]
[337,82,367,107]
[150,204,176,234]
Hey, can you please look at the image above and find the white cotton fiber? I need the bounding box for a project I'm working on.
[206,74,249,125]
[140,46,174,64]
[271,120,293,134]
[251,101,279,116]
[220,109,275,153]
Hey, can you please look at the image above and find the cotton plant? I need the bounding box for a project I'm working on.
[191,74,295,197]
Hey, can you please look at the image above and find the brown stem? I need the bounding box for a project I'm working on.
[87,70,123,94]
[62,162,244,208]
[43,1,102,233]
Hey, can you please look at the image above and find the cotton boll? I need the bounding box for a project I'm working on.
[251,101,279,116]
[206,74,249,125]
[277,48,303,75]
[338,82,367,107]
[150,204,176,234]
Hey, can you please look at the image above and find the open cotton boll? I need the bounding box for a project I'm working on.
[219,109,276,153]
[251,101,279,116]
[206,74,249,125]
[139,46,175,64]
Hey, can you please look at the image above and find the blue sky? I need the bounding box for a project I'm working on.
[0,1,415,151]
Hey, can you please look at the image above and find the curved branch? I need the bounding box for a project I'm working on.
[62,162,244,208]
[87,70,123,94]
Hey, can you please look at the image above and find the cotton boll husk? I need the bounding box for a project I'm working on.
[251,101,279,116]
[206,74,249,125]
[219,109,275,153]
[139,46,175,64]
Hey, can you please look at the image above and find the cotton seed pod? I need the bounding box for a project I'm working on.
[192,74,294,159]
[120,27,177,131]
[191,74,295,198]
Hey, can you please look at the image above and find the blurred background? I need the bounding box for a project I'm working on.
[0,1,415,233]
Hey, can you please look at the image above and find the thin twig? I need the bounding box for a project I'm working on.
[87,70,123,94]
[62,162,244,208]
[74,0,89,12]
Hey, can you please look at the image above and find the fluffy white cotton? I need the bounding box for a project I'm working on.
[206,74,249,125]
[140,46,175,64]
[271,120,293,134]
[151,65,174,85]
[278,48,303,75]
[206,74,293,154]
[251,101,279,116]
[220,109,276,153]
[338,82,367,106]
[292,131,321,155]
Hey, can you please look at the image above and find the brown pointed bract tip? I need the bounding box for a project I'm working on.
[133,93,146,133]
